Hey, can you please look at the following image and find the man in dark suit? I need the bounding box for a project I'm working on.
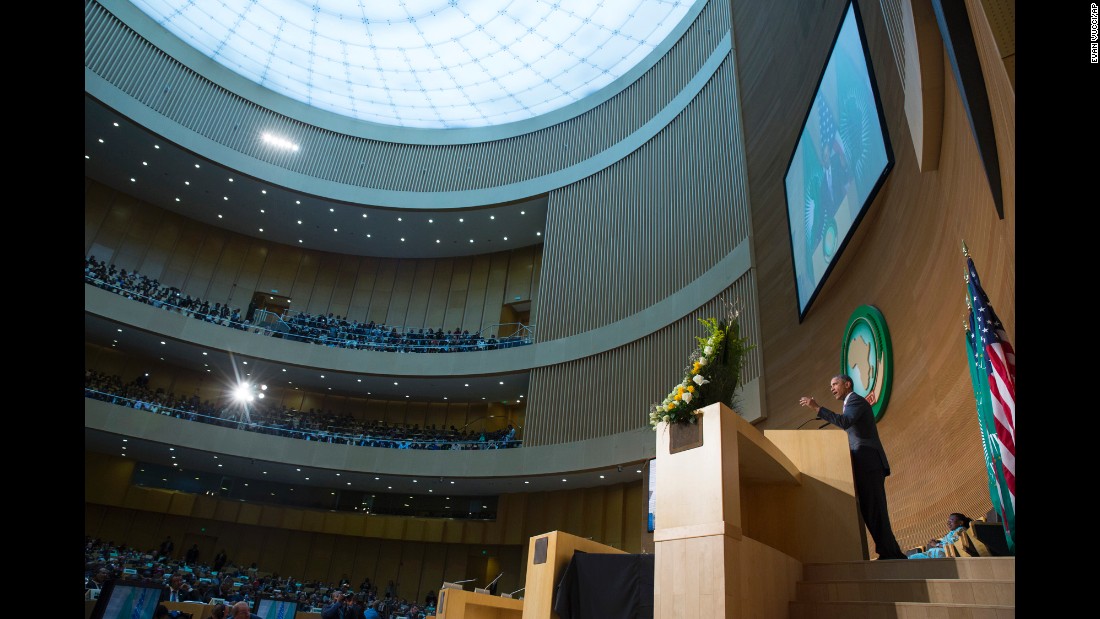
[800,374,906,560]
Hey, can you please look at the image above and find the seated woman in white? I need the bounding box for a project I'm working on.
[908,513,972,559]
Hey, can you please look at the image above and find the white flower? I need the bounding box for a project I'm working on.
[681,391,692,403]
[662,415,670,423]
[704,346,714,356]
[693,374,709,386]
[697,357,706,366]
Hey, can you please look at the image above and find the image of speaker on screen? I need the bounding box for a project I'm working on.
[784,1,894,319]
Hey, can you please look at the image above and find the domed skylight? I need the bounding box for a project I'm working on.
[130,0,696,129]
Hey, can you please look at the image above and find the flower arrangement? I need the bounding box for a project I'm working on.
[650,307,751,429]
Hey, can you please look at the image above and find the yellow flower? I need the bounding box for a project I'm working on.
[686,385,695,393]
[675,392,683,401]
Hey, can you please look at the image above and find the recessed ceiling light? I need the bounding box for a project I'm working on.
[194,164,200,168]
[436,239,440,243]
[362,214,368,218]
[428,219,433,223]
[184,181,190,185]
[259,228,263,232]
[130,178,136,182]
[218,214,223,218]
[401,238,406,242]
[397,217,402,221]
[469,239,474,243]
[459,218,464,222]
[297,220,302,224]
[330,208,335,212]
[490,215,495,220]
[334,228,338,232]
[260,209,265,213]
[537,231,542,236]
[142,161,148,166]
[504,237,508,240]
[600,475,605,479]
[175,198,180,202]
[524,481,529,484]
[562,479,567,482]
[299,240,303,243]
[499,381,504,385]
[366,234,372,238]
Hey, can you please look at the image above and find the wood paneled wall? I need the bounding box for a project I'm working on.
[85,181,541,336]
[730,0,1014,550]
[85,453,644,601]
[85,342,524,433]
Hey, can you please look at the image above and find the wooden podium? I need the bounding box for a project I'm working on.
[653,402,862,619]
[521,530,625,619]
[436,587,523,619]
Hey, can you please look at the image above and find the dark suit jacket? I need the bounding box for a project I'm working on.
[817,392,891,476]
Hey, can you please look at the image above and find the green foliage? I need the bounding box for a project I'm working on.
[650,306,752,429]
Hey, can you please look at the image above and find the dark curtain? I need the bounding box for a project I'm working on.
[552,551,654,619]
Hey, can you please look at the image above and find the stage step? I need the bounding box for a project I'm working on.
[790,600,1015,618]
[796,578,1015,605]
[792,557,1015,618]
[802,557,1015,582]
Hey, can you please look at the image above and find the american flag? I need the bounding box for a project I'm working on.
[966,255,1015,509]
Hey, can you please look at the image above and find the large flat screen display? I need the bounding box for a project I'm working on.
[89,581,163,619]
[254,597,299,619]
[784,0,893,320]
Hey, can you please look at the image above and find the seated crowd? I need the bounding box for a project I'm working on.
[85,537,436,618]
[85,369,521,450]
[85,256,531,353]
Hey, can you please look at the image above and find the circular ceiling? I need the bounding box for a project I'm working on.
[130,0,696,129]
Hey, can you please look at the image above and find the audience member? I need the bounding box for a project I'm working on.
[908,513,973,559]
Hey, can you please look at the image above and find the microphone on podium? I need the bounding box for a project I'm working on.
[441,578,475,590]
[794,417,821,429]
[501,587,524,599]
[475,573,503,595]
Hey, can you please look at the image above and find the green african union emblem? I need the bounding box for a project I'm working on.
[841,305,893,421]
